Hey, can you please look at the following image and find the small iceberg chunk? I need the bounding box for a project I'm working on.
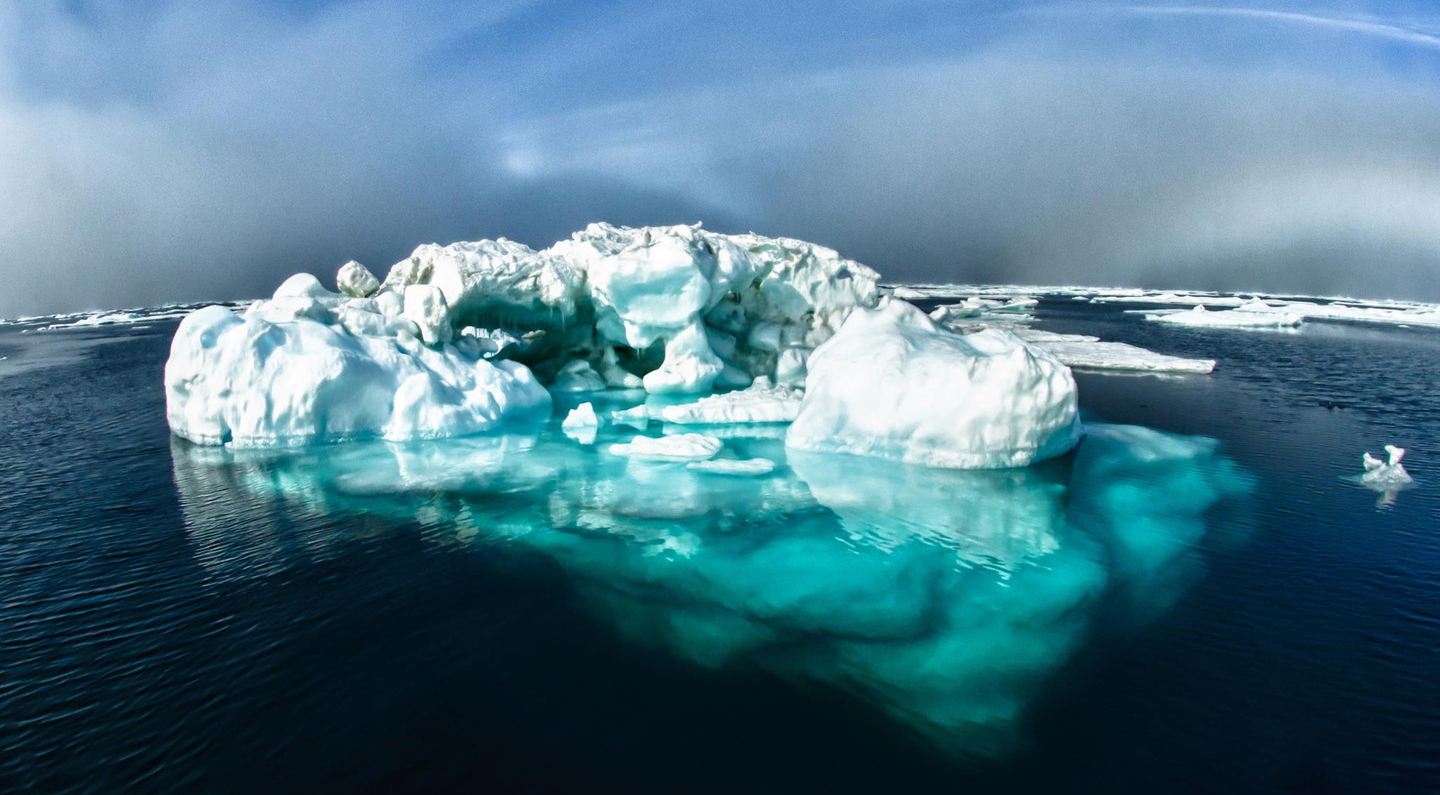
[686,457,778,476]
[608,433,723,462]
[611,404,652,430]
[1358,444,1414,507]
[562,402,602,444]
[786,300,1082,469]
[659,377,804,425]
[1362,444,1413,487]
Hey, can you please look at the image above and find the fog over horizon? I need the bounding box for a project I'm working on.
[4,0,1440,317]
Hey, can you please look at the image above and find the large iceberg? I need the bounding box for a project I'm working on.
[786,300,1083,469]
[166,223,880,447]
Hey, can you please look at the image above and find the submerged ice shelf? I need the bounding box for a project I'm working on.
[171,417,1253,754]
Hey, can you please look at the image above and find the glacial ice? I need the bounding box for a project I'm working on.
[166,223,880,447]
[787,300,1083,469]
[171,420,1253,753]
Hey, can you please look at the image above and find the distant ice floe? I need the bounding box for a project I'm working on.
[3,301,253,332]
[171,421,1253,755]
[1146,304,1304,330]
[1020,333,1217,374]
[899,292,1216,375]
[886,283,1440,330]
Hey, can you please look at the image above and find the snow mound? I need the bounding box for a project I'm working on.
[608,433,724,462]
[165,305,551,447]
[786,300,1083,469]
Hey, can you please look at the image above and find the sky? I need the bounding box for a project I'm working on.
[3,0,1440,316]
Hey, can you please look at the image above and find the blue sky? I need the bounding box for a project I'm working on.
[3,0,1440,315]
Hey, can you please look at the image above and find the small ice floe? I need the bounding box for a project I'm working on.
[561,402,602,444]
[607,433,723,462]
[658,377,803,425]
[1357,444,1414,507]
[686,457,778,476]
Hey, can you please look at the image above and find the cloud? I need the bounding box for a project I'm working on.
[3,0,1440,316]
[1111,6,1440,51]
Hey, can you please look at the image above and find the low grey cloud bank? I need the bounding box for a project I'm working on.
[2,0,1439,316]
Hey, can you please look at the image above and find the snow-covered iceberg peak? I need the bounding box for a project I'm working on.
[165,304,552,447]
[786,299,1083,469]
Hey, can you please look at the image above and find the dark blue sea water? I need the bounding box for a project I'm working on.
[1,298,1437,793]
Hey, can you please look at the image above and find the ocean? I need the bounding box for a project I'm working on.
[1,296,1436,793]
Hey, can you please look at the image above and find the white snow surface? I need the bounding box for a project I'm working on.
[608,433,724,462]
[786,300,1083,469]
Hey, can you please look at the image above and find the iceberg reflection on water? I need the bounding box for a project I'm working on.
[171,420,1252,756]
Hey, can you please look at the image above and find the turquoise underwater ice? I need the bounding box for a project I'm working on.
[171,414,1253,756]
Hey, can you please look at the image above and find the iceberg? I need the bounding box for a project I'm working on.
[1361,444,1413,489]
[787,300,1083,469]
[165,224,881,447]
[561,402,602,444]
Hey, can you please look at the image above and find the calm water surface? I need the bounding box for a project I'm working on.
[0,299,1436,793]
